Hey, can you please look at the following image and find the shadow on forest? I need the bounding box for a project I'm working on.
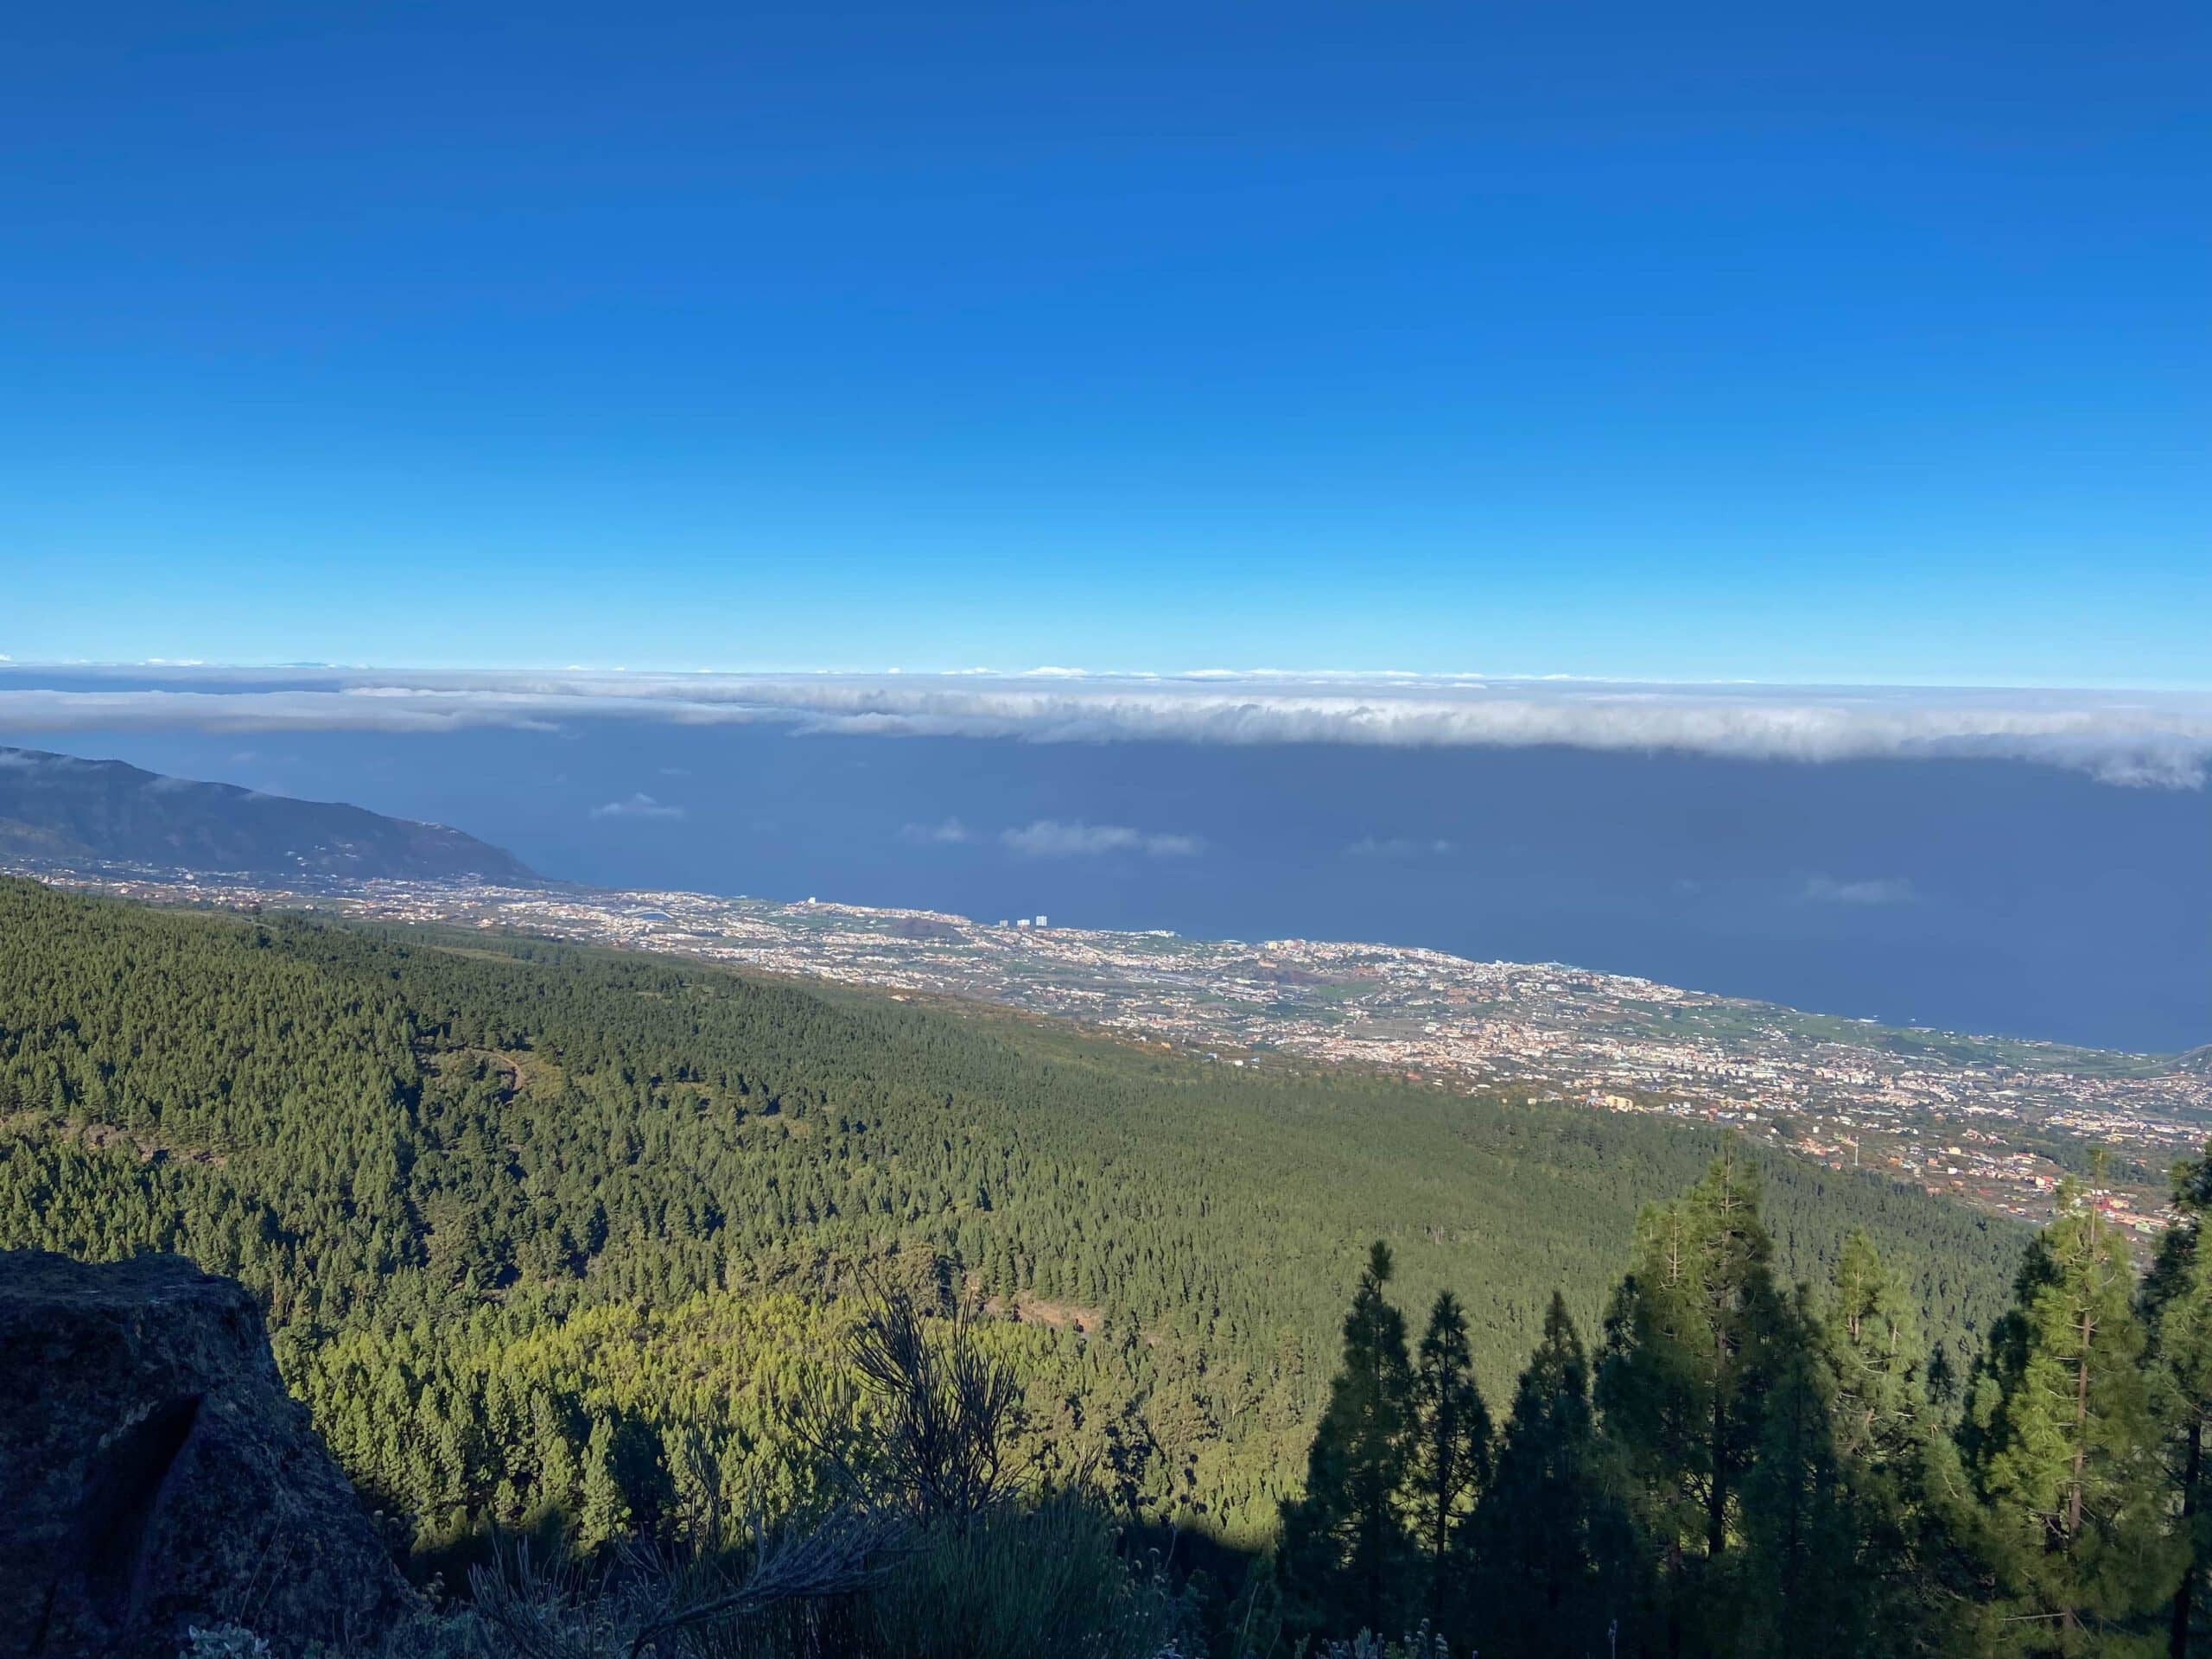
[399,1489,1267,1659]
[385,1286,1272,1659]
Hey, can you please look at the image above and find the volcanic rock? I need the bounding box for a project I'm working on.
[0,1251,414,1659]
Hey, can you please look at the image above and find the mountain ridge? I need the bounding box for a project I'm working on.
[0,746,534,884]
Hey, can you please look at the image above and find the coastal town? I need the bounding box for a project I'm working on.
[14,857,2209,1241]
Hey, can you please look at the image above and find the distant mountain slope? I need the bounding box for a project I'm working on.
[0,747,533,883]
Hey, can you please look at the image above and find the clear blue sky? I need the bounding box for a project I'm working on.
[4,2,2206,683]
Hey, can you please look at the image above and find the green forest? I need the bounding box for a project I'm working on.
[16,875,2206,1656]
[1273,1141,2212,1659]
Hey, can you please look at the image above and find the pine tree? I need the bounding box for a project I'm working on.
[529,1392,581,1526]
[1409,1289,1492,1637]
[1596,1142,1783,1628]
[1826,1229,1929,1472]
[1966,1180,2179,1656]
[1471,1291,1623,1659]
[576,1414,632,1554]
[1280,1240,1416,1638]
[1601,1141,1787,1548]
[1929,1343,1961,1413]
[2142,1148,2212,1659]
[1740,1288,1857,1657]
[1817,1229,1974,1657]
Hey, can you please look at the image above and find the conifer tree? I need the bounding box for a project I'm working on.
[1594,1141,1803,1659]
[1826,1228,1930,1472]
[1965,1180,2179,1656]
[576,1414,632,1554]
[1597,1145,1783,1609]
[1471,1291,1623,1659]
[1409,1288,1492,1637]
[1740,1288,1856,1657]
[1817,1229,1974,1657]
[1280,1240,1415,1638]
[2142,1147,2212,1659]
[1929,1342,1961,1413]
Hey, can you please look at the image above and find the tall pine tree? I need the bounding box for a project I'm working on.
[1596,1141,1785,1649]
[1965,1180,2179,1656]
[1601,1141,1787,1548]
[1739,1287,1857,1658]
[1471,1291,1627,1659]
[1817,1229,1976,1658]
[1409,1288,1492,1638]
[1280,1240,1416,1638]
[2143,1147,2212,1659]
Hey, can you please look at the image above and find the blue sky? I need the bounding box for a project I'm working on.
[4,1,2207,682]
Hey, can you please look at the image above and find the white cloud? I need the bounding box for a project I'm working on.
[0,668,2206,787]
[1001,820,1204,858]
[1802,874,1918,906]
[590,791,685,822]
[900,817,974,845]
[1346,836,1456,858]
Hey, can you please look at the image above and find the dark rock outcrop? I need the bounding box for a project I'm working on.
[0,1252,415,1659]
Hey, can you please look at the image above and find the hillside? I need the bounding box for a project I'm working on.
[80,869,2192,1234]
[0,876,2028,1548]
[0,746,533,883]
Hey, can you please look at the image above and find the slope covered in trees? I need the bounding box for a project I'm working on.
[0,876,2024,1554]
[0,746,533,881]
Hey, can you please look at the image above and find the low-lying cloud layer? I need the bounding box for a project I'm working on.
[2,667,2207,788]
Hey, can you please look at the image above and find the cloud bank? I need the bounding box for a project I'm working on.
[1,667,2207,788]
